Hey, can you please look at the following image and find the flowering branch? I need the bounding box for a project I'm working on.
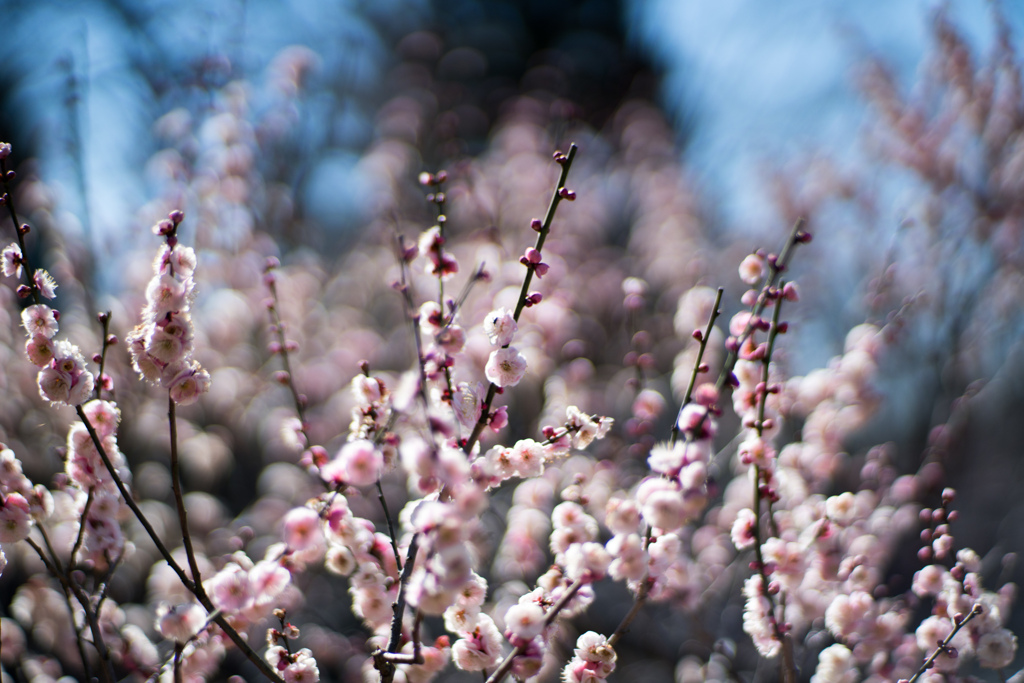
[0,145,43,306]
[903,604,983,683]
[670,287,724,445]
[484,577,585,683]
[463,144,578,455]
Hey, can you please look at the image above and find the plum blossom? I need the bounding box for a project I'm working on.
[739,253,767,285]
[0,493,32,543]
[1,243,22,278]
[451,614,504,671]
[32,269,57,298]
[20,304,58,339]
[483,307,517,346]
[485,347,528,387]
[504,602,545,641]
[38,340,94,406]
[155,603,207,643]
[730,508,758,550]
[322,439,383,487]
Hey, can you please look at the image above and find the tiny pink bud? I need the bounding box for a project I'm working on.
[18,223,29,235]
[795,230,812,243]
[435,170,448,183]
[168,210,184,224]
[92,353,102,364]
[558,187,576,200]
[264,256,280,271]
[530,218,543,231]
[942,487,956,504]
[106,334,118,345]
[418,172,433,186]
[692,329,703,341]
[16,284,31,298]
[274,371,290,384]
[525,247,542,264]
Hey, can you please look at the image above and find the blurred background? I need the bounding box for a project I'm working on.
[2,0,1019,257]
[3,0,1024,680]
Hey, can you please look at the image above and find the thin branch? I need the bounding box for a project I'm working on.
[168,396,206,599]
[906,604,983,683]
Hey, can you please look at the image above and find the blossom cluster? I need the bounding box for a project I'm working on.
[126,212,211,405]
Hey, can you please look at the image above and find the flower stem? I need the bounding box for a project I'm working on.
[168,396,206,598]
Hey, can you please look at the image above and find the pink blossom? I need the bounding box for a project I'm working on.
[739,253,767,285]
[676,403,716,440]
[566,406,602,448]
[283,506,324,552]
[504,602,545,641]
[82,399,121,438]
[483,307,517,346]
[1,243,23,278]
[488,405,509,432]
[573,631,616,676]
[977,629,1017,669]
[511,438,547,478]
[452,383,482,432]
[205,564,254,613]
[145,273,187,315]
[155,603,207,643]
[20,304,58,339]
[0,492,31,543]
[32,269,57,298]
[165,361,211,405]
[565,542,612,582]
[38,341,94,406]
[323,439,383,487]
[485,347,528,387]
[283,649,320,683]
[351,374,384,406]
[24,335,55,367]
[451,614,504,671]
[606,533,646,581]
[731,508,758,550]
